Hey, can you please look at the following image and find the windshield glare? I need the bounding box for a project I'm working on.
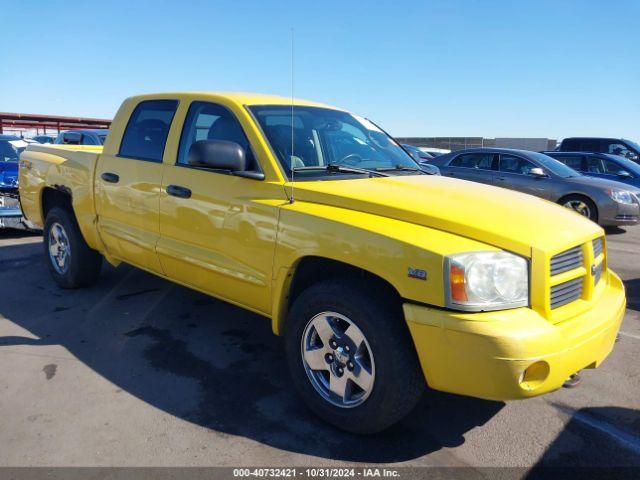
[249,105,418,178]
[530,152,580,177]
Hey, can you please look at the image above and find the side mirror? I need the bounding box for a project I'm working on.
[529,167,547,177]
[188,140,246,172]
[420,163,441,176]
[617,170,632,178]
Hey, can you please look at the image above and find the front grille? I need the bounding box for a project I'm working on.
[592,237,603,258]
[550,246,583,275]
[593,263,603,285]
[550,277,583,309]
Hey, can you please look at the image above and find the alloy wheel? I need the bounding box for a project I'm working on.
[300,311,375,408]
[48,222,71,274]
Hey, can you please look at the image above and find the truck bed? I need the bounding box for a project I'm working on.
[19,144,104,229]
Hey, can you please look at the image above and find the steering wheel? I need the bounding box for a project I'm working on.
[340,153,363,166]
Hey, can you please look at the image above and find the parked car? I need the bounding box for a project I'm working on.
[429,148,640,226]
[32,135,56,144]
[558,137,640,164]
[0,136,36,228]
[421,147,450,157]
[545,152,640,189]
[19,92,625,434]
[55,129,109,145]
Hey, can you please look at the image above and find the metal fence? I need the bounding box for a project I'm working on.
[397,137,558,152]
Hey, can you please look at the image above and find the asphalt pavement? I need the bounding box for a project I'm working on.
[0,225,638,470]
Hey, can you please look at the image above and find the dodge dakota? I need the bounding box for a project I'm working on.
[19,92,626,433]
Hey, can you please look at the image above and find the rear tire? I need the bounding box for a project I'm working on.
[43,206,102,288]
[285,279,425,434]
[559,195,598,223]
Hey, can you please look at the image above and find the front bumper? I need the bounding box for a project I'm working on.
[0,194,32,229]
[601,200,640,226]
[404,270,625,400]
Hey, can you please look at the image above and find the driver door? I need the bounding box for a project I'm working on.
[157,101,285,315]
[495,154,551,199]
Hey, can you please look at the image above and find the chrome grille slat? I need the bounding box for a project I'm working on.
[550,246,583,275]
[594,263,603,285]
[550,277,583,309]
[550,284,582,299]
[593,237,603,258]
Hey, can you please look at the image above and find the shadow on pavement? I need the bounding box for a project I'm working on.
[0,240,504,463]
[604,226,627,236]
[623,278,639,312]
[526,406,640,478]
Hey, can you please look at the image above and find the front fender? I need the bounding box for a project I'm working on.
[270,201,499,334]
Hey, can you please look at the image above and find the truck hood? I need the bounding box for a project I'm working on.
[290,175,602,257]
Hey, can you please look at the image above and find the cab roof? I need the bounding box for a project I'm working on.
[126,91,340,110]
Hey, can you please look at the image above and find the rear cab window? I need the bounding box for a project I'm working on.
[119,99,178,161]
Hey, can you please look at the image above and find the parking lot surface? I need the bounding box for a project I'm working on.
[0,226,638,469]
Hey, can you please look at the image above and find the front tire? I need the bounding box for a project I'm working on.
[43,206,102,288]
[285,279,424,434]
[560,195,598,223]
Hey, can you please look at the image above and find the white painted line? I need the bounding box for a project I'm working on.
[618,331,640,340]
[572,410,640,455]
[553,403,640,455]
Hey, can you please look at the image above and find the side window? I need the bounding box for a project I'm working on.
[602,158,623,174]
[580,139,601,152]
[585,157,605,173]
[177,101,257,170]
[558,156,584,171]
[605,142,632,157]
[499,155,536,174]
[119,99,178,162]
[450,153,493,169]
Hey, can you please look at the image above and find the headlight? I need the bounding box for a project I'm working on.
[607,189,635,205]
[445,251,529,311]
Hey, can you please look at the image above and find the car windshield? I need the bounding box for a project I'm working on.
[529,152,580,178]
[249,105,419,178]
[625,139,640,153]
[0,139,27,162]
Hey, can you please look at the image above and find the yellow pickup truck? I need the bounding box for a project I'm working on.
[19,92,625,433]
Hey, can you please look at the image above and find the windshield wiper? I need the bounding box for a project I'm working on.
[292,164,389,177]
[375,165,425,174]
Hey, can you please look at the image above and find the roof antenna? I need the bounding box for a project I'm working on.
[289,27,296,204]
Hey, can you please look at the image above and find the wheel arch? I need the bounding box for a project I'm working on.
[272,255,403,335]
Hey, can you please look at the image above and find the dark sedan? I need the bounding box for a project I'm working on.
[429,148,640,226]
[544,152,640,189]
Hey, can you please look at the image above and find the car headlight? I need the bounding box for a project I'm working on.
[445,251,529,311]
[607,189,635,205]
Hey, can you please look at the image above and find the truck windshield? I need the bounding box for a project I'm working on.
[249,105,419,178]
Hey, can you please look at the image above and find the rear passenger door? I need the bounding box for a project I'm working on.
[495,154,552,199]
[444,153,496,185]
[95,99,178,274]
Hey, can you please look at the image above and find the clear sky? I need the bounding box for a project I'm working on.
[1,0,638,139]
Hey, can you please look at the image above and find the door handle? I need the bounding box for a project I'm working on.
[166,185,192,199]
[101,172,119,183]
[496,177,506,181]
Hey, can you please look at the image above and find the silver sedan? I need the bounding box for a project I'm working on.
[429,148,640,226]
